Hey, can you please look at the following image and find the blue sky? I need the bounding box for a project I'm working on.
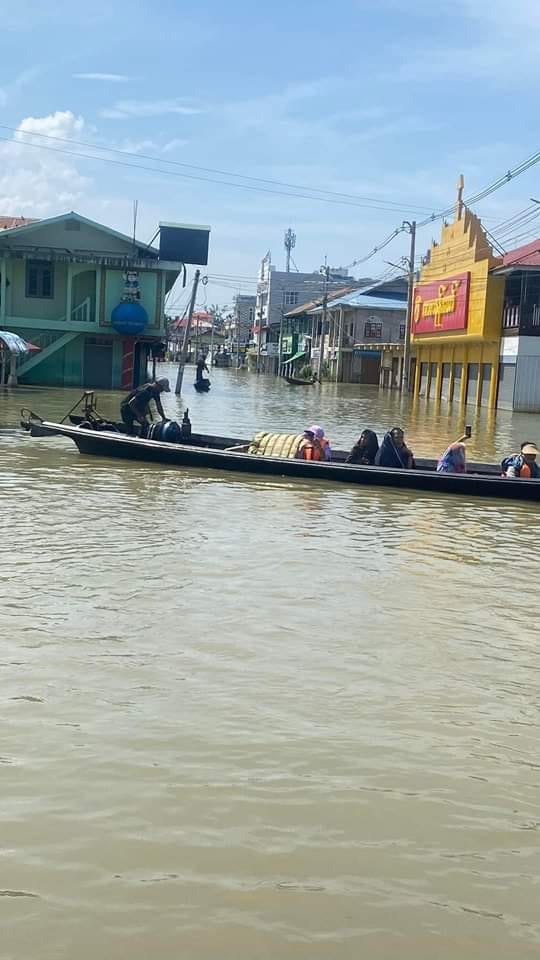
[1,0,540,309]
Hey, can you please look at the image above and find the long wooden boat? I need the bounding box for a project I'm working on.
[22,418,540,501]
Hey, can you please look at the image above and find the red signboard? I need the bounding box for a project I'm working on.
[413,272,470,334]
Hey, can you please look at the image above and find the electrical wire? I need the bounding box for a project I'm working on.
[0,127,436,215]
[347,148,540,269]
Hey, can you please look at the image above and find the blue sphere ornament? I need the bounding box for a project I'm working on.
[111,301,148,335]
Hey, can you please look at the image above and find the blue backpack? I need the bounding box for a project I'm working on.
[501,454,539,477]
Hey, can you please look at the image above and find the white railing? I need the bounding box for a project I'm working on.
[71,297,92,323]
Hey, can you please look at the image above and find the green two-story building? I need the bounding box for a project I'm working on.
[0,212,183,390]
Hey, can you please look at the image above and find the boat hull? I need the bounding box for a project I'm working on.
[25,421,540,501]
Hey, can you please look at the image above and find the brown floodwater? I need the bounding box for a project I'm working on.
[1,364,540,959]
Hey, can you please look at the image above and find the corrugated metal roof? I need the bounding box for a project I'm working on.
[309,291,407,314]
[502,238,540,268]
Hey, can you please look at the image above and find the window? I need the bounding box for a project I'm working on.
[248,306,254,323]
[364,320,383,339]
[26,260,54,299]
[283,290,299,307]
[399,324,406,340]
[349,321,355,338]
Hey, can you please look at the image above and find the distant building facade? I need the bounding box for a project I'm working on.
[254,253,356,374]
[411,183,504,408]
[227,293,255,348]
[308,289,406,385]
[494,240,540,411]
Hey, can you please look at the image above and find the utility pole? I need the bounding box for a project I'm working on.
[256,302,264,374]
[317,262,330,380]
[175,269,201,394]
[284,228,296,273]
[277,306,284,378]
[401,220,416,393]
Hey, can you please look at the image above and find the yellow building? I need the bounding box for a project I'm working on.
[412,179,505,407]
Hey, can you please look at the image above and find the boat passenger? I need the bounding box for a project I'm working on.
[375,427,414,469]
[436,442,467,474]
[298,425,332,461]
[502,442,540,479]
[120,378,171,434]
[346,430,379,465]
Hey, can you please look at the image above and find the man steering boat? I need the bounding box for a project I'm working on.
[120,378,171,434]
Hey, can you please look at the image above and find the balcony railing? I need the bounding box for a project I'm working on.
[503,304,520,329]
[503,302,540,332]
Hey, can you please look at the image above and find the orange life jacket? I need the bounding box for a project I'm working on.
[303,442,321,461]
[303,438,329,461]
[520,462,532,478]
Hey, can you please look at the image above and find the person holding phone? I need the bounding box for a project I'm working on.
[436,427,471,474]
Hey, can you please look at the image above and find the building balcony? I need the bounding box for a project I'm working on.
[503,302,540,334]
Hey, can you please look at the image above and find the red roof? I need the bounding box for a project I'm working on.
[172,310,213,331]
[0,215,38,230]
[503,238,540,268]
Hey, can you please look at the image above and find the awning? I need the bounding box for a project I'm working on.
[283,350,305,365]
[0,331,41,354]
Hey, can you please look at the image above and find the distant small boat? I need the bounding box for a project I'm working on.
[285,375,316,386]
[194,379,211,392]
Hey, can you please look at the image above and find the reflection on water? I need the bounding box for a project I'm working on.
[1,368,540,959]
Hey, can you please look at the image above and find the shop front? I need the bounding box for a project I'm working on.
[411,183,504,408]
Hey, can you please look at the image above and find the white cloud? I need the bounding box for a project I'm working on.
[0,111,90,216]
[99,99,204,119]
[117,138,160,155]
[74,72,129,82]
[162,138,189,154]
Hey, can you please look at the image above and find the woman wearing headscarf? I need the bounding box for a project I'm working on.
[436,441,467,474]
[298,425,332,461]
[375,427,414,469]
[346,429,379,465]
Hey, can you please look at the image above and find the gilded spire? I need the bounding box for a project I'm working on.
[456,174,464,221]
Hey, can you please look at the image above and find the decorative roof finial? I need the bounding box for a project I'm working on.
[456,174,464,221]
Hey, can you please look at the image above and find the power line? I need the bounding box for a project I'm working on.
[0,125,437,215]
[347,148,540,270]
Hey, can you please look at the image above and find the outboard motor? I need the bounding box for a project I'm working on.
[181,409,192,440]
[147,420,182,443]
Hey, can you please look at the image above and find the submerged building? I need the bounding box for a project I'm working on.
[0,212,200,390]
[411,181,504,408]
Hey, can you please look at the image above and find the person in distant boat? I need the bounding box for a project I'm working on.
[298,425,332,461]
[375,427,414,469]
[195,355,210,383]
[346,429,379,465]
[120,378,171,434]
[436,441,467,474]
[502,442,540,478]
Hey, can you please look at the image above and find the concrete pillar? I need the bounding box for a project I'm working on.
[460,362,468,406]
[435,361,443,401]
[448,350,455,402]
[488,346,499,408]
[413,352,421,396]
[425,356,432,399]
[7,351,17,386]
[66,263,73,323]
[95,266,103,325]
[475,351,483,407]
[0,254,6,324]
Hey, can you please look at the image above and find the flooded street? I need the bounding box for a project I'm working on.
[1,365,540,958]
